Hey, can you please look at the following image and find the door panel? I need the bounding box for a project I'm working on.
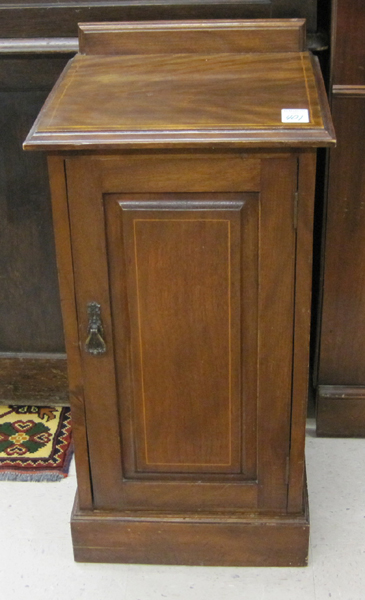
[129,213,237,473]
[65,154,296,512]
[106,195,255,476]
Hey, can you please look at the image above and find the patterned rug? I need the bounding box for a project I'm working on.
[0,405,73,481]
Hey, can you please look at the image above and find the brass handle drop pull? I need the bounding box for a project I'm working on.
[85,302,107,355]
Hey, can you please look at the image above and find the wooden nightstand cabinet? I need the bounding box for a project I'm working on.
[24,20,334,566]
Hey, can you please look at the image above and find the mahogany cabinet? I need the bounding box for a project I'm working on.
[25,20,334,566]
[315,0,365,436]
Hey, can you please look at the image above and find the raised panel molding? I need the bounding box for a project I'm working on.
[109,194,255,476]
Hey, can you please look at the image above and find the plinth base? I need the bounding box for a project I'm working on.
[71,490,309,567]
[316,385,365,437]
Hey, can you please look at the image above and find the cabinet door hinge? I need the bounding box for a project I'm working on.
[293,190,299,231]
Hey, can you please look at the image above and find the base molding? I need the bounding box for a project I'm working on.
[0,353,68,406]
[71,491,309,567]
[316,385,365,437]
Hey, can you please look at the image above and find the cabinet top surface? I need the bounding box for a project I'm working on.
[24,21,335,150]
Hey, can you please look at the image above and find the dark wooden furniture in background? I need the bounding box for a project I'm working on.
[0,44,72,405]
[315,0,365,436]
[1,1,324,407]
[25,20,334,566]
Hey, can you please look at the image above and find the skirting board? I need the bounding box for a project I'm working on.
[0,354,69,406]
[71,490,309,567]
[316,385,365,437]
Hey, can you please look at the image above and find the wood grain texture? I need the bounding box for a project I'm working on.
[103,163,262,497]
[100,154,261,193]
[0,354,68,405]
[257,156,296,510]
[331,0,365,86]
[71,490,310,566]
[0,57,69,354]
[78,19,306,55]
[316,386,365,437]
[61,151,305,514]
[0,49,71,403]
[67,156,296,510]
[318,96,365,385]
[24,23,335,151]
[310,53,336,145]
[314,0,365,438]
[106,194,257,477]
[119,204,241,474]
[0,5,271,39]
[39,53,318,132]
[333,85,365,98]
[47,155,92,509]
[64,157,122,511]
[287,151,316,513]
[0,1,318,39]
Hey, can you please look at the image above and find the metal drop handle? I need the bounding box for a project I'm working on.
[85,302,107,355]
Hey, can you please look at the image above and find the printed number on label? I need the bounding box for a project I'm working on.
[281,109,310,123]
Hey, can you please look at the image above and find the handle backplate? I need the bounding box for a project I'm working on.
[85,302,107,355]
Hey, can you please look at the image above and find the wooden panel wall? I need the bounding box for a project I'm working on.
[316,0,365,436]
[0,51,70,405]
[0,1,318,39]
[0,56,68,354]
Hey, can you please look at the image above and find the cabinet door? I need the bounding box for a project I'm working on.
[65,153,297,513]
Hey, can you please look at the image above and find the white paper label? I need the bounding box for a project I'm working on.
[281,109,310,123]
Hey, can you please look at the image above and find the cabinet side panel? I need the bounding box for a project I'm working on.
[288,151,316,512]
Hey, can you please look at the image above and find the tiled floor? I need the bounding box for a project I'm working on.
[1,418,364,599]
